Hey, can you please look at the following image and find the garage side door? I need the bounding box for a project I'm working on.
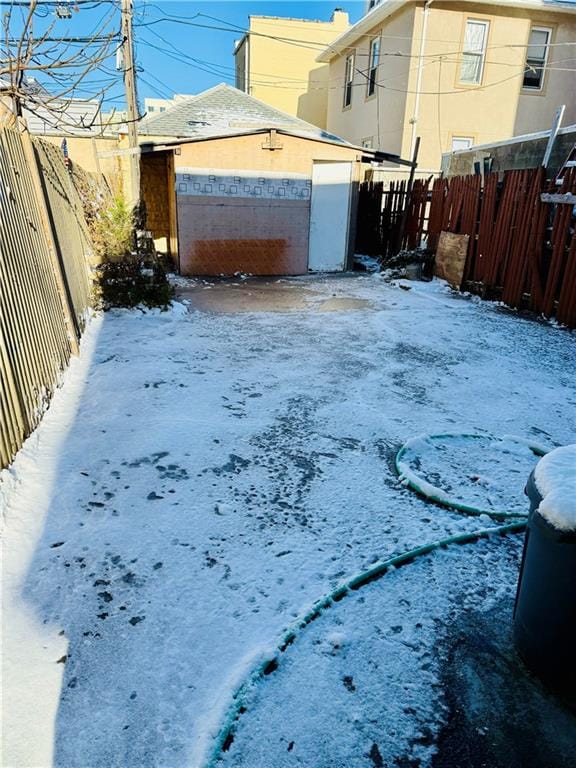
[176,169,311,276]
[308,162,352,272]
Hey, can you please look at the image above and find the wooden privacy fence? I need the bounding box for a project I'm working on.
[427,167,576,326]
[356,167,576,326]
[1,127,95,469]
[356,178,431,258]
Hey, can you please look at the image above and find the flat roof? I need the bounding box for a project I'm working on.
[446,123,576,155]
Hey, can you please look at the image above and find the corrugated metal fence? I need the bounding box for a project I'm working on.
[1,127,95,469]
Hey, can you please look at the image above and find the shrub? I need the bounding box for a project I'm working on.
[93,198,174,310]
[95,255,174,310]
[92,195,134,262]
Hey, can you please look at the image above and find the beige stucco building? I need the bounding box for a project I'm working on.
[234,10,350,129]
[318,0,576,178]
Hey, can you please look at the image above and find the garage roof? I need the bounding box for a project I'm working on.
[139,82,347,144]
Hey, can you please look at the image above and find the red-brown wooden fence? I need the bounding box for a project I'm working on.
[356,168,576,327]
[426,167,576,326]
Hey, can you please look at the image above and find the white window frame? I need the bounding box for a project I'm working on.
[361,137,374,149]
[451,136,474,151]
[460,19,489,85]
[522,26,552,91]
[343,53,355,108]
[367,36,381,97]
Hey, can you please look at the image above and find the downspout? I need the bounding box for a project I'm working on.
[409,0,433,159]
[246,34,250,94]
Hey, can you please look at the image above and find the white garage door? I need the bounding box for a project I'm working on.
[308,161,352,272]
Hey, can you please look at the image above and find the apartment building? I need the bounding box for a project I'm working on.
[234,10,350,129]
[317,0,576,177]
[144,95,194,115]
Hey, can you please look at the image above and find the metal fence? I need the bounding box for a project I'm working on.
[0,127,94,469]
[34,137,94,333]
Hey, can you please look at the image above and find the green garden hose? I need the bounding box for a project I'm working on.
[205,519,526,766]
[394,433,547,519]
[205,432,546,766]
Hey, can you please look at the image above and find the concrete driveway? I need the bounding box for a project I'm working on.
[2,274,575,768]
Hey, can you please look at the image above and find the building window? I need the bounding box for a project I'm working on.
[361,137,374,149]
[159,106,166,112]
[460,19,489,84]
[451,136,474,151]
[367,37,381,97]
[148,105,155,112]
[343,53,355,108]
[523,27,551,90]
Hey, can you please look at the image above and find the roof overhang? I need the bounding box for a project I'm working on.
[317,0,576,63]
[139,126,370,154]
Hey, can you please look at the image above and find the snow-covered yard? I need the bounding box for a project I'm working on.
[2,274,575,768]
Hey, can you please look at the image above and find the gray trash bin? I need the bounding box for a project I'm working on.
[513,468,576,709]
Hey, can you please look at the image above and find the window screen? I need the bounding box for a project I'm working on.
[523,28,551,89]
[367,37,380,96]
[460,20,489,84]
[344,54,355,107]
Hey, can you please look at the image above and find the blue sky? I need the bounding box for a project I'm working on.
[11,0,575,111]
[134,2,364,104]
[8,1,364,109]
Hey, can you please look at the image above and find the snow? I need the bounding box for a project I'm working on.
[1,274,575,768]
[534,444,576,531]
[217,536,523,768]
[396,433,549,516]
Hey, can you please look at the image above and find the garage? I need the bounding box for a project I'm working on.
[139,84,366,276]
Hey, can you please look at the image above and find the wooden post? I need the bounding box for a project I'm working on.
[19,126,80,355]
[121,0,140,205]
[396,136,421,255]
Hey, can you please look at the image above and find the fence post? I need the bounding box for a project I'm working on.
[19,126,80,355]
[396,136,421,254]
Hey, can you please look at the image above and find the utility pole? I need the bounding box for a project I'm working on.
[120,0,140,204]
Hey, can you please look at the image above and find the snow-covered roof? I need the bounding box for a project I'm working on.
[138,83,348,145]
[317,0,576,62]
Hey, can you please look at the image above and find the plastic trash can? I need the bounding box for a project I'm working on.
[513,464,576,709]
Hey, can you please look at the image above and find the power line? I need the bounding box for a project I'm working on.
[3,35,121,43]
[7,1,117,5]
[133,7,576,59]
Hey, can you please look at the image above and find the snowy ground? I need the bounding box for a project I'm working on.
[2,274,575,768]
